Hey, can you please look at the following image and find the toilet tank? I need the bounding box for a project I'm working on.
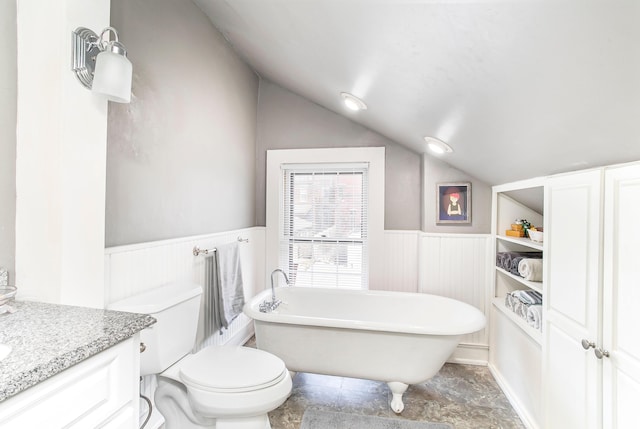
[108,283,203,376]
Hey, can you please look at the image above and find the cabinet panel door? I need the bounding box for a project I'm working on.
[543,170,602,429]
[0,337,139,429]
[545,322,597,429]
[603,164,640,429]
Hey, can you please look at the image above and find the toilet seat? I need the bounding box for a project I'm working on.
[180,346,288,393]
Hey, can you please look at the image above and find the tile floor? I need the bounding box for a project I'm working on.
[245,338,525,429]
[269,364,524,429]
[268,365,525,429]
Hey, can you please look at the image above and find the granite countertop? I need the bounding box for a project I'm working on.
[0,301,155,402]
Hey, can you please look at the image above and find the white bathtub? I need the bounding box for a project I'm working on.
[244,286,486,413]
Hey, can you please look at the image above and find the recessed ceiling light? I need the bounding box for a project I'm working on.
[341,92,367,111]
[424,136,453,154]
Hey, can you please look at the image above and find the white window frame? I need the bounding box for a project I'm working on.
[266,147,385,290]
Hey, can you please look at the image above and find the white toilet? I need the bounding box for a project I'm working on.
[109,283,292,429]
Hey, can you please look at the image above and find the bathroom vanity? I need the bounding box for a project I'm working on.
[0,301,155,428]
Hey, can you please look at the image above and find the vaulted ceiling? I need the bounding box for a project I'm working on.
[195,0,640,185]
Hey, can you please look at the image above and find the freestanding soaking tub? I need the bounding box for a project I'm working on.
[244,286,486,413]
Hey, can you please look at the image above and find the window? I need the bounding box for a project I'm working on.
[280,164,368,289]
[266,147,385,290]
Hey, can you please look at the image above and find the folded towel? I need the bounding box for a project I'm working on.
[216,242,246,330]
[512,289,543,306]
[526,304,543,331]
[205,254,224,336]
[518,258,543,281]
[204,242,246,337]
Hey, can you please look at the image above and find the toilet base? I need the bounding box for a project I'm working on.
[217,415,271,429]
[155,377,276,429]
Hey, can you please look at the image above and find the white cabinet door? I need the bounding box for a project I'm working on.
[0,337,139,429]
[543,170,603,429]
[603,164,640,429]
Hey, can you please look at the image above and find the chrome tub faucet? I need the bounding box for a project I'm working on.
[259,269,289,313]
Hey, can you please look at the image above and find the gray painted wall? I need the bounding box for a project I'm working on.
[422,154,491,234]
[255,80,422,230]
[0,0,16,282]
[107,0,259,246]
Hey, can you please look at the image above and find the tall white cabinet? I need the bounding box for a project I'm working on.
[601,165,640,428]
[492,162,640,429]
[542,169,602,429]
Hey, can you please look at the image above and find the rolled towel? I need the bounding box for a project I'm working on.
[512,289,543,305]
[496,253,506,269]
[509,256,524,275]
[505,293,515,310]
[509,252,543,275]
[512,299,524,319]
[526,304,543,331]
[517,301,531,319]
[496,252,541,273]
[518,258,543,281]
[502,253,514,271]
[497,252,514,270]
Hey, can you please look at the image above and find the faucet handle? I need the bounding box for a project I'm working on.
[259,299,282,313]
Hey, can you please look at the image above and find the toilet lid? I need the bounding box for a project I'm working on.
[180,346,287,393]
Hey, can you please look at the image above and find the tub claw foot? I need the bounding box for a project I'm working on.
[387,382,408,413]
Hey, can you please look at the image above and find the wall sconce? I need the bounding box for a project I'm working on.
[71,27,132,103]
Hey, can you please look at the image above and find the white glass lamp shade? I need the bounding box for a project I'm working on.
[92,43,132,103]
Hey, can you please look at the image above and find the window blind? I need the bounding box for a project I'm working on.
[279,163,369,289]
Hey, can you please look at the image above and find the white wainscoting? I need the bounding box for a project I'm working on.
[383,231,491,364]
[104,226,266,350]
[106,229,488,355]
[380,230,420,292]
[419,233,491,364]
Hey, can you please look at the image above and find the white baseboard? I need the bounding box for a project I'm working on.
[488,363,539,429]
[447,343,488,366]
[224,321,255,347]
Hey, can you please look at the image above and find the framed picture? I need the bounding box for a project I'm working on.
[436,182,472,224]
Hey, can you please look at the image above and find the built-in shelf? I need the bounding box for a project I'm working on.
[491,183,545,428]
[492,297,542,345]
[496,235,544,251]
[495,267,543,294]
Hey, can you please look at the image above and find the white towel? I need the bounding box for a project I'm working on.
[517,301,530,319]
[216,242,246,329]
[512,299,524,319]
[512,289,543,305]
[526,304,543,331]
[518,258,543,282]
[505,293,514,311]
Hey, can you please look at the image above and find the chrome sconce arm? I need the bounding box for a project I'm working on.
[71,26,132,103]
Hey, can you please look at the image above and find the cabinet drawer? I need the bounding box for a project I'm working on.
[0,336,139,429]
